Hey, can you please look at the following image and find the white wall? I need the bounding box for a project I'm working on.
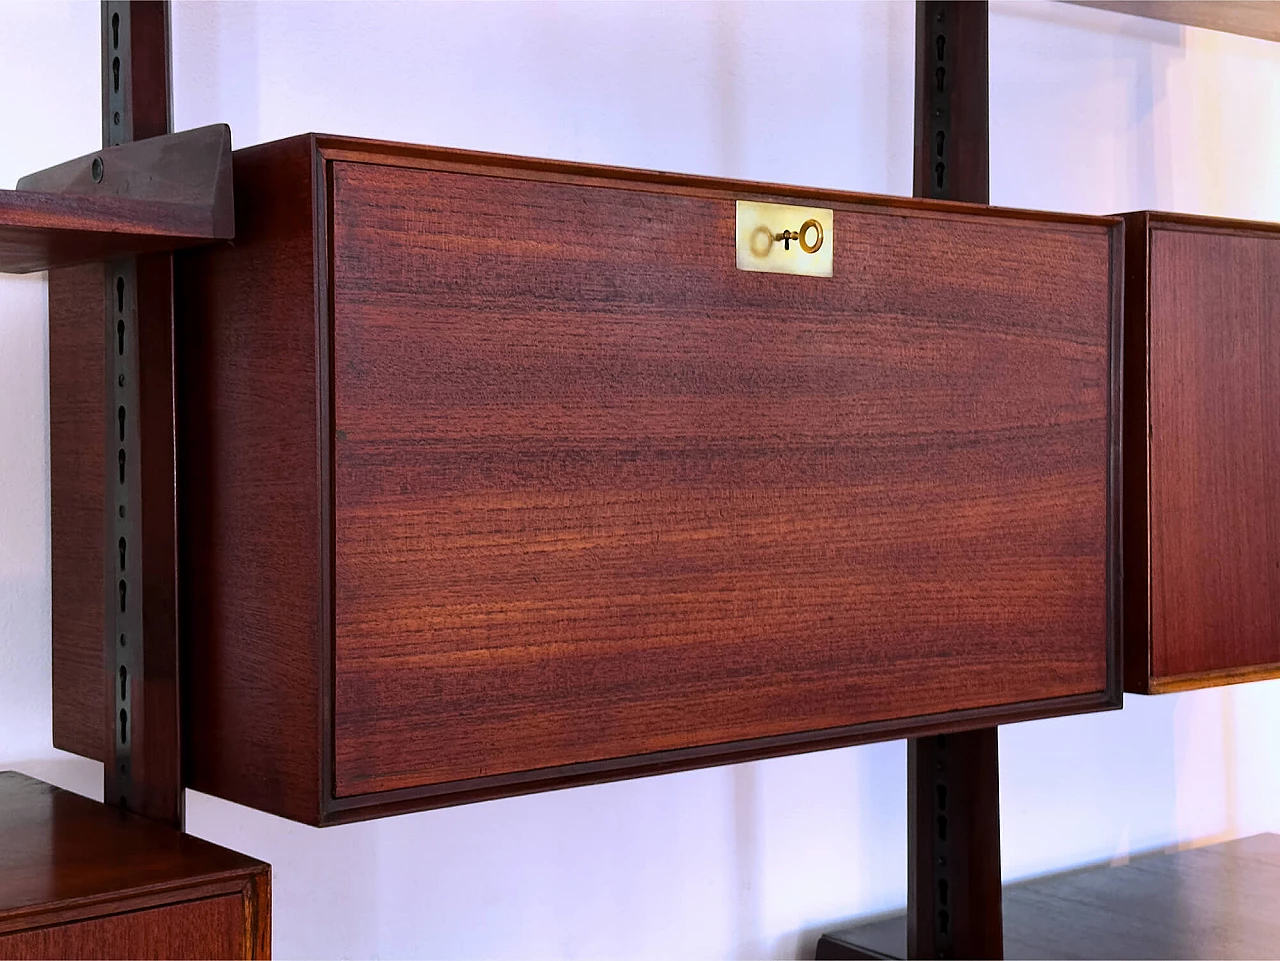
[1,2,1278,958]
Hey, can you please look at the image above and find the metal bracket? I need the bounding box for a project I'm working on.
[0,123,233,274]
[17,124,233,225]
[106,256,141,806]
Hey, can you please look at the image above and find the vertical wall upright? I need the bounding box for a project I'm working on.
[100,0,183,827]
[907,4,1001,960]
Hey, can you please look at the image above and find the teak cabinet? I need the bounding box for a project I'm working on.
[0,772,269,959]
[1122,211,1280,694]
[53,135,1122,825]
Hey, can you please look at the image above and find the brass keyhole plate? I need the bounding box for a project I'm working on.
[735,200,834,277]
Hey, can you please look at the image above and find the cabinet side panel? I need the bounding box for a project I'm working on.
[50,263,108,761]
[331,163,1115,797]
[177,137,326,824]
[0,895,246,961]
[1148,227,1280,679]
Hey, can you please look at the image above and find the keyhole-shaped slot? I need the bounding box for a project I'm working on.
[118,406,126,442]
[935,130,945,158]
[118,449,126,485]
[117,320,125,356]
[935,162,945,190]
[119,579,127,613]
[936,35,946,61]
[937,878,950,907]
[119,708,128,744]
[119,665,128,701]
[116,277,125,313]
[938,909,950,936]
[118,536,127,572]
[936,813,948,842]
[936,784,948,811]
[113,57,121,94]
[112,12,120,50]
[936,66,945,92]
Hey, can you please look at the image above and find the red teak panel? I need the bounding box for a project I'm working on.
[329,161,1114,796]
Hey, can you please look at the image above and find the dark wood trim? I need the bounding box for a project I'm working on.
[0,877,254,937]
[313,138,1118,231]
[1106,213,1127,704]
[1125,209,1280,236]
[315,140,337,811]
[1120,212,1153,694]
[316,690,1115,826]
[1145,661,1280,695]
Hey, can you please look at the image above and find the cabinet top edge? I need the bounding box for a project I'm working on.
[0,772,267,921]
[1120,209,1280,237]
[237,132,1123,231]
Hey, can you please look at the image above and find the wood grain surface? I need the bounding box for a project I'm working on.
[0,192,225,275]
[166,135,1121,822]
[0,894,244,960]
[49,264,108,763]
[817,833,1280,960]
[329,159,1117,797]
[0,772,268,958]
[1142,215,1280,687]
[177,136,328,826]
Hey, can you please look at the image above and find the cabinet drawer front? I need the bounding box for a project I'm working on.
[330,161,1116,796]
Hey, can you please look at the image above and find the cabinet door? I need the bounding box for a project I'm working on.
[329,161,1119,800]
[1142,220,1280,690]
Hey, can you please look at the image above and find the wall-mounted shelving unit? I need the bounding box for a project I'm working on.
[5,2,1277,958]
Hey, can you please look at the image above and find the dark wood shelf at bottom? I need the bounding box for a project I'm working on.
[816,833,1280,960]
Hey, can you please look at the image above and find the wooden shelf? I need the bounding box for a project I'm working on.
[1,124,234,274]
[0,189,230,274]
[1068,2,1280,43]
[0,772,269,959]
[817,833,1280,960]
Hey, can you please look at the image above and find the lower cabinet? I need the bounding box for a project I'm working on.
[0,773,269,960]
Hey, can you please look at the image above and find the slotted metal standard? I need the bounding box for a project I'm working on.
[100,0,182,827]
